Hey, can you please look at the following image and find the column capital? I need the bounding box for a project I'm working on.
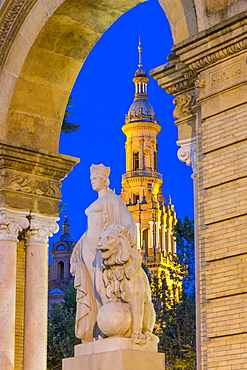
[0,207,29,241]
[26,213,59,246]
[177,137,197,177]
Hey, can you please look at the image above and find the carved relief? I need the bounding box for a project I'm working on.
[173,95,195,120]
[210,60,244,88]
[0,170,61,199]
[195,74,206,88]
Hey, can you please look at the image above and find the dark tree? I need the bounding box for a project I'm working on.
[61,96,80,134]
[47,284,80,370]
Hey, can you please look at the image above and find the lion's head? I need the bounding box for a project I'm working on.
[97,224,131,266]
[97,224,142,303]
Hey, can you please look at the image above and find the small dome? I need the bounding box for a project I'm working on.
[127,99,157,123]
[60,233,73,243]
[134,68,147,77]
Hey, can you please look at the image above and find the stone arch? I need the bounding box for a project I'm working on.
[0,0,144,155]
[158,0,198,43]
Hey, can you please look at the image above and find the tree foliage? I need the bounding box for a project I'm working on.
[47,284,80,370]
[61,96,81,134]
[151,216,196,369]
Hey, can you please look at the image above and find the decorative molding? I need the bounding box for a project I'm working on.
[0,144,79,181]
[0,207,29,241]
[173,94,195,120]
[177,137,197,176]
[0,0,37,70]
[26,213,59,246]
[190,39,247,72]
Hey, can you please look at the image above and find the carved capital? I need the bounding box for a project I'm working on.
[177,138,197,176]
[26,214,59,246]
[0,207,29,241]
[173,95,195,120]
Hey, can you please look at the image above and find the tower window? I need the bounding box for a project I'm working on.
[133,152,139,170]
[133,194,139,204]
[58,261,64,281]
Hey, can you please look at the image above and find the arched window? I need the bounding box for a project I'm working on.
[58,261,64,281]
[133,152,139,170]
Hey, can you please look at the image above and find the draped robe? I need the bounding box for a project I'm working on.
[70,191,136,342]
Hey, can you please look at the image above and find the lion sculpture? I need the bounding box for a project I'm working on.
[97,223,158,345]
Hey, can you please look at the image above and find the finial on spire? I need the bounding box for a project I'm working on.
[168,194,172,205]
[64,204,68,218]
[138,31,143,68]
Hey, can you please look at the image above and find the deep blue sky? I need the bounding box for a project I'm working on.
[49,0,194,252]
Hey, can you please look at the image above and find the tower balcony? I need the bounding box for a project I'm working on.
[122,169,163,181]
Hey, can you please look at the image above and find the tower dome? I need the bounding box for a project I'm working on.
[125,38,158,125]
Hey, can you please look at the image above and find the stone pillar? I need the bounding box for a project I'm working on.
[23,214,59,370]
[0,208,29,370]
[167,228,172,254]
[155,221,160,248]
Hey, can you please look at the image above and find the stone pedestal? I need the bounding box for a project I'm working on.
[62,338,165,370]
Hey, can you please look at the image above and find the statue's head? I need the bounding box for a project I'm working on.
[90,164,110,191]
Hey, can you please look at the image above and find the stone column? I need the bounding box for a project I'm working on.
[0,208,29,370]
[161,224,166,252]
[155,221,160,249]
[23,214,59,370]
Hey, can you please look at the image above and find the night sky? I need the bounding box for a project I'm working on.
[49,0,194,254]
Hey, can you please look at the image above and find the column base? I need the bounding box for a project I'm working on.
[62,337,165,370]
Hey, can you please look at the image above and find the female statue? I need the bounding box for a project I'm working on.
[70,164,136,343]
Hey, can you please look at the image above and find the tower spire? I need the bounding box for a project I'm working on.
[138,34,143,68]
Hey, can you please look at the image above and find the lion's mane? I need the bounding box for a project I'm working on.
[101,224,142,303]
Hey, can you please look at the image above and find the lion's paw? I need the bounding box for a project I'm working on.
[131,332,147,346]
[144,331,159,343]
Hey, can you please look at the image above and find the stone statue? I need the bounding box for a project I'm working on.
[97,223,158,345]
[70,164,158,345]
[70,164,136,342]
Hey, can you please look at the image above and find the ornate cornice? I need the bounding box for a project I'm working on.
[0,0,37,70]
[122,122,161,136]
[189,39,247,72]
[0,207,29,241]
[0,143,79,181]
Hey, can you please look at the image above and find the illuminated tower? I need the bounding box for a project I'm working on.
[48,207,76,310]
[121,39,177,278]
